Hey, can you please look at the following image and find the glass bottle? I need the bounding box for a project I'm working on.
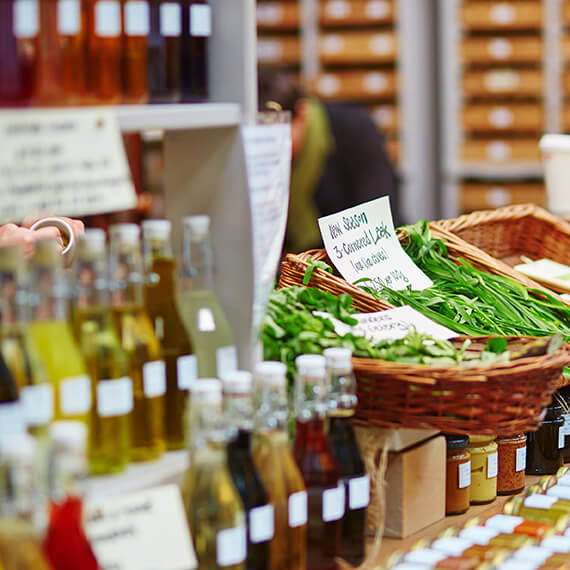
[223,371,272,570]
[444,435,471,516]
[148,0,182,102]
[252,361,307,570]
[109,224,165,462]
[26,238,90,423]
[71,229,132,475]
[183,379,247,569]
[122,0,149,103]
[177,215,237,379]
[293,354,343,570]
[526,403,565,475]
[142,219,193,451]
[496,434,526,495]
[467,435,497,505]
[180,0,210,101]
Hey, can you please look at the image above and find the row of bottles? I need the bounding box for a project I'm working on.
[0,0,210,107]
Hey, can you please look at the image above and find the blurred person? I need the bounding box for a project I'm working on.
[258,70,400,253]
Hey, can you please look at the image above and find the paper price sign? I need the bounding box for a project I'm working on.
[318,196,432,292]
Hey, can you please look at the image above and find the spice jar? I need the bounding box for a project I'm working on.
[496,434,526,495]
[445,435,471,515]
[468,434,497,505]
[526,403,564,475]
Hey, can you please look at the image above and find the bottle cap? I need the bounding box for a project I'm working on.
[296,354,326,376]
[110,223,140,244]
[221,371,252,394]
[191,379,222,404]
[323,347,353,367]
[79,229,106,251]
[49,421,87,454]
[255,361,287,387]
[142,219,172,240]
[183,215,210,237]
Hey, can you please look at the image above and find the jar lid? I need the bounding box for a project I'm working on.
[545,403,563,420]
[445,434,469,450]
[469,434,497,445]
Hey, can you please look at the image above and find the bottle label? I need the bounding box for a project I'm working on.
[0,402,26,444]
[458,461,471,489]
[348,474,370,510]
[143,361,167,398]
[177,355,198,390]
[97,377,133,417]
[558,474,570,487]
[160,3,182,37]
[547,484,570,500]
[197,308,216,332]
[487,452,498,479]
[95,0,121,37]
[13,0,39,38]
[405,549,448,565]
[190,4,212,37]
[484,514,524,533]
[431,537,474,557]
[541,535,570,553]
[516,446,527,472]
[322,484,345,522]
[61,375,91,415]
[513,546,561,564]
[21,384,54,427]
[459,525,499,546]
[524,494,559,510]
[560,423,569,449]
[125,1,150,36]
[216,345,238,377]
[216,526,246,566]
[249,504,274,543]
[288,490,308,528]
[57,0,81,35]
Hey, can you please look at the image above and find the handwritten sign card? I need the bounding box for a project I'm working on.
[318,196,432,292]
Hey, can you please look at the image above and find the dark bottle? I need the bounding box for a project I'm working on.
[224,371,272,570]
[122,0,149,103]
[323,348,368,566]
[526,402,565,475]
[180,0,210,101]
[294,354,343,570]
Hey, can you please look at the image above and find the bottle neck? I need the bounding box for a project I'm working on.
[255,381,289,433]
[181,234,214,292]
[0,264,28,326]
[327,365,358,413]
[109,242,144,307]
[144,238,176,295]
[225,392,254,435]
[295,371,328,422]
[73,249,111,310]
[29,256,69,322]
[188,399,226,452]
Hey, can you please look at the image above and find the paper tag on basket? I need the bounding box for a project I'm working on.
[318,196,433,293]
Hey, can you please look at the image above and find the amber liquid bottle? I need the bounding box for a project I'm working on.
[142,220,193,451]
[294,355,343,570]
[36,1,62,105]
[122,0,149,103]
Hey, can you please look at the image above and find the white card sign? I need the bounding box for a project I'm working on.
[318,196,432,292]
[85,485,197,570]
[0,108,136,223]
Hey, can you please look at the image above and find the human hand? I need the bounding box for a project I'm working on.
[22,216,85,239]
[0,224,62,259]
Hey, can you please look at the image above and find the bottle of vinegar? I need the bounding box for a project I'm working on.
[122,0,149,103]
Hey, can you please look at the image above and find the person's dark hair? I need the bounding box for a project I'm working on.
[257,69,305,116]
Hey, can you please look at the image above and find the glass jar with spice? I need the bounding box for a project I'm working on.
[445,435,471,515]
[496,434,526,496]
[468,434,497,505]
[526,403,564,475]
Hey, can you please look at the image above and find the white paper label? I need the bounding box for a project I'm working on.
[216,526,247,566]
[459,526,499,545]
[322,484,345,522]
[490,3,515,24]
[177,354,198,390]
[21,384,54,426]
[487,452,498,479]
[366,1,390,19]
[369,34,393,55]
[348,475,370,510]
[256,4,284,25]
[363,72,388,93]
[257,40,283,62]
[0,402,26,445]
[546,484,570,500]
[541,535,570,553]
[560,423,568,449]
[322,35,344,55]
[432,537,473,557]
[513,546,554,564]
[458,461,471,489]
[485,514,524,533]
[58,0,81,35]
[485,71,520,93]
[197,308,216,332]
[160,3,181,36]
[524,494,558,510]
[487,141,512,162]
[216,345,238,378]
[557,474,570,487]
[489,107,514,129]
[516,446,527,472]
[317,75,341,97]
[498,562,539,570]
[97,377,133,418]
[325,0,350,19]
[487,187,510,208]
[404,549,447,565]
[249,504,274,543]
[190,4,212,37]
[14,0,38,38]
[61,375,91,415]
[85,485,198,570]
[488,38,512,59]
[125,1,149,36]
[288,491,308,528]
[318,196,433,294]
[96,1,121,37]
[143,361,166,398]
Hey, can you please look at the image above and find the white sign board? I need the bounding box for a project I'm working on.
[318,196,432,292]
[0,108,137,222]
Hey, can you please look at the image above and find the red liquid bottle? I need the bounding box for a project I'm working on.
[122,0,149,103]
[293,355,343,570]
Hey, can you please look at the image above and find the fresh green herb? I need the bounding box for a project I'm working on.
[302,259,333,285]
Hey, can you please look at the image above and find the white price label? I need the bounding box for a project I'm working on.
[197,308,216,332]
[21,384,54,426]
[58,0,81,35]
[256,4,284,25]
[560,425,568,449]
[160,3,181,36]
[557,474,570,487]
[97,377,133,418]
[541,535,570,553]
[349,475,370,510]
[143,361,166,398]
[485,514,524,533]
[190,4,212,37]
[459,525,499,545]
[177,355,198,390]
[216,526,247,566]
[288,491,308,528]
[322,484,345,522]
[369,34,392,55]
[124,1,149,36]
[524,495,558,510]
[95,1,121,37]
[458,461,471,489]
[488,38,512,60]
[249,504,274,543]
[490,3,515,24]
[61,375,91,415]
[513,546,553,564]
[14,0,38,38]
[547,484,570,500]
[516,446,527,472]
[366,0,389,19]
[325,0,350,19]
[257,39,283,62]
[431,537,473,557]
[216,345,238,378]
[487,452,498,479]
[0,402,26,444]
[404,549,447,565]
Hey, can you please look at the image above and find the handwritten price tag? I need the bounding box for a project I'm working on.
[318,196,432,292]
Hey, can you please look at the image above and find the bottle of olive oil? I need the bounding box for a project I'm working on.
[109,224,165,462]
[26,239,90,424]
[71,229,132,475]
[252,361,307,570]
[183,379,246,569]
[142,220,194,451]
[177,215,237,378]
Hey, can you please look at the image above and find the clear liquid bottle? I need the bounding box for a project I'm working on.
[323,348,368,566]
[109,224,165,462]
[26,239,91,424]
[293,355,343,570]
[252,361,307,570]
[71,229,132,475]
[177,215,237,379]
[223,371,272,570]
[142,220,193,451]
[121,0,149,103]
[182,379,247,569]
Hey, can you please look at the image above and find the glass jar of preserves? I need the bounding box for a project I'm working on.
[468,434,497,505]
[445,435,471,515]
[496,433,526,496]
[526,403,564,475]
